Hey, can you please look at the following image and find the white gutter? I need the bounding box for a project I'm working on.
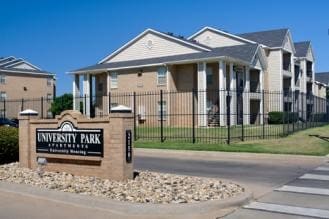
[68,56,252,75]
[0,68,55,76]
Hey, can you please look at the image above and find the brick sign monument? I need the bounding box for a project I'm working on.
[18,110,134,180]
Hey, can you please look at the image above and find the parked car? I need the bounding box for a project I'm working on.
[0,118,18,128]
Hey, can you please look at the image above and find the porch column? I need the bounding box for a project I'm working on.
[243,67,250,125]
[218,60,226,126]
[229,63,236,125]
[259,69,264,124]
[197,62,207,127]
[83,73,91,117]
[73,74,80,111]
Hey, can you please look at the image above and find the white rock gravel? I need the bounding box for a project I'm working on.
[0,162,244,204]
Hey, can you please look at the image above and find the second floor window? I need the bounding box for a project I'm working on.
[0,91,6,101]
[110,73,118,89]
[47,78,52,86]
[157,67,167,85]
[47,93,52,102]
[0,74,6,84]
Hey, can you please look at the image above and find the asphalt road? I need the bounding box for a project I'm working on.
[134,149,324,197]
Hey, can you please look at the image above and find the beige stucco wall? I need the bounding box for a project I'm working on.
[107,32,200,63]
[192,30,245,48]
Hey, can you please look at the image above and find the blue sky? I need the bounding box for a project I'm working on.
[1,0,329,95]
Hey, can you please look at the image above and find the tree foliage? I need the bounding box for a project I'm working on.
[50,93,73,116]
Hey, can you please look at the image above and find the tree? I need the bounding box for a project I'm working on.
[50,93,73,116]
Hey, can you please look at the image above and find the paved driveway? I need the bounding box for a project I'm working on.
[135,149,325,197]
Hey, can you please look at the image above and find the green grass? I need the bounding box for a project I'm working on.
[135,125,329,156]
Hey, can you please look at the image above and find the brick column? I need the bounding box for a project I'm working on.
[18,111,39,168]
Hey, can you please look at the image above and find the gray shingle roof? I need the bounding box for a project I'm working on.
[72,43,259,73]
[315,72,329,85]
[0,56,54,75]
[294,41,310,57]
[238,28,288,47]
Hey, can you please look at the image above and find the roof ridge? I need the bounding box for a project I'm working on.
[239,28,289,35]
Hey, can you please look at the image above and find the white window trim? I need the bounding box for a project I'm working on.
[0,74,6,84]
[157,67,167,86]
[47,78,52,86]
[110,72,118,89]
[0,91,7,101]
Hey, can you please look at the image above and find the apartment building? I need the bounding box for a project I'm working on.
[70,27,327,126]
[0,56,56,118]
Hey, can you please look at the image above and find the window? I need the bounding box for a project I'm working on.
[110,72,118,88]
[157,67,167,85]
[157,101,167,120]
[47,78,52,86]
[47,93,52,102]
[0,92,6,101]
[0,74,6,84]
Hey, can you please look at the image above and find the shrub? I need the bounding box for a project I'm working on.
[268,111,298,124]
[0,127,19,164]
[311,113,327,122]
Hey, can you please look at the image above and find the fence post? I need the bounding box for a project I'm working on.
[241,90,244,141]
[160,90,164,143]
[21,98,24,111]
[84,94,87,115]
[41,97,44,119]
[108,92,111,114]
[292,91,295,133]
[282,91,286,136]
[226,89,231,144]
[3,99,6,118]
[262,89,265,139]
[133,92,137,141]
[192,89,196,143]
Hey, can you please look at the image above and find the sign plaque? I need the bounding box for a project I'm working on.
[36,121,103,157]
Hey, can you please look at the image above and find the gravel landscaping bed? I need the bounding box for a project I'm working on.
[0,163,244,204]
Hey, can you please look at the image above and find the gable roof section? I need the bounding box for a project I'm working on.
[188,26,256,44]
[315,72,329,85]
[238,28,289,48]
[0,56,54,76]
[294,41,310,57]
[99,28,211,64]
[71,43,260,73]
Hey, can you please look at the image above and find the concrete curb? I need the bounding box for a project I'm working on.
[135,148,325,162]
[0,181,252,219]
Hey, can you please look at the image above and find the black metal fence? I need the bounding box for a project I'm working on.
[90,89,329,144]
[0,97,54,119]
[1,90,328,144]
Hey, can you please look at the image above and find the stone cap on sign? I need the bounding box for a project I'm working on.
[19,109,39,116]
[111,105,132,113]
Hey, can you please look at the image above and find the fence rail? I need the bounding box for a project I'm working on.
[1,89,328,144]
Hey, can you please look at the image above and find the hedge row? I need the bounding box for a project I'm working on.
[268,111,299,124]
[0,127,19,164]
[268,111,328,124]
